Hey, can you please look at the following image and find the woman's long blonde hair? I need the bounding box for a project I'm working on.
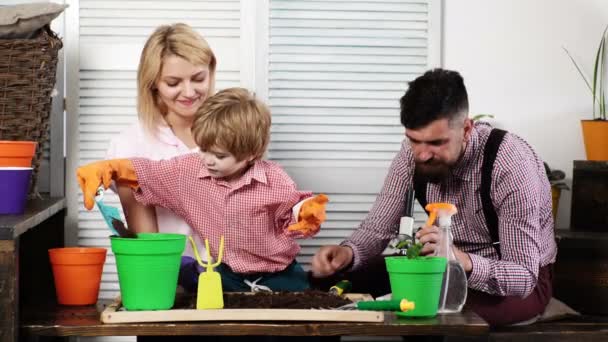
[137,23,217,137]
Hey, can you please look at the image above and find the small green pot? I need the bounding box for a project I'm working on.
[385,256,447,317]
[111,233,186,310]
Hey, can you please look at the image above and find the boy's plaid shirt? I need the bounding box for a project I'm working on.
[132,155,312,274]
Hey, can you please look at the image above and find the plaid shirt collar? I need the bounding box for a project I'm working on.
[197,159,268,189]
[451,124,482,181]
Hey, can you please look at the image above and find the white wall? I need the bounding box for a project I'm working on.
[443,0,608,228]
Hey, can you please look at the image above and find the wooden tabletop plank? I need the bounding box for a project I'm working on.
[20,301,488,337]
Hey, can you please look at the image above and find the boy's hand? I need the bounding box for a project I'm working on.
[76,159,138,210]
[286,194,329,237]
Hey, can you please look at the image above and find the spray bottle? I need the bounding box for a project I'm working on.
[425,203,467,313]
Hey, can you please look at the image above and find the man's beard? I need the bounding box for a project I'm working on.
[414,160,453,184]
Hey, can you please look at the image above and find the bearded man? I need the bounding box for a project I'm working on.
[310,69,557,326]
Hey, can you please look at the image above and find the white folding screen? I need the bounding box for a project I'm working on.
[263,0,440,266]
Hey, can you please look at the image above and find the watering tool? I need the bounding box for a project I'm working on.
[94,186,136,238]
[426,202,467,314]
[336,298,415,312]
[190,235,224,309]
[329,280,352,296]
[425,203,457,229]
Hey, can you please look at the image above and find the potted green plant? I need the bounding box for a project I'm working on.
[564,25,608,160]
[385,241,447,317]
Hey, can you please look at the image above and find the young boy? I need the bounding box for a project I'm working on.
[77,87,328,292]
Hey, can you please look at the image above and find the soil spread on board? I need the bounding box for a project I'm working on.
[177,290,353,309]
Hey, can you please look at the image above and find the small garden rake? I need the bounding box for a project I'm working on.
[190,235,225,309]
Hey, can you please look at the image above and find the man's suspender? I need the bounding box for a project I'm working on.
[413,128,506,258]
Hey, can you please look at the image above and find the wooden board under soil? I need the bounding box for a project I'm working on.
[101,291,383,323]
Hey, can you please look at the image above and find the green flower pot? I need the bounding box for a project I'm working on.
[385,256,447,318]
[111,233,186,310]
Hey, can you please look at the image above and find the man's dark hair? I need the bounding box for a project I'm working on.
[400,68,469,129]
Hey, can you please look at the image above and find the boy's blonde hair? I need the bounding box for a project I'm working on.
[137,23,217,137]
[192,88,271,161]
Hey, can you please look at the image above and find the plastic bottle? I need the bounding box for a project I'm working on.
[426,203,468,314]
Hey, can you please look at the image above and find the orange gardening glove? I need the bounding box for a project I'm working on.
[287,194,329,237]
[76,159,138,210]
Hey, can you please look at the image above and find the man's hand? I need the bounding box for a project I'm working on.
[416,224,440,256]
[453,247,472,272]
[286,194,329,237]
[311,245,353,278]
[416,224,472,272]
[76,159,138,210]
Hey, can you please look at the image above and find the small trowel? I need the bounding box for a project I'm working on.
[94,186,136,238]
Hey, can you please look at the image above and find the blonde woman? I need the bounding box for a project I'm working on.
[106,23,216,262]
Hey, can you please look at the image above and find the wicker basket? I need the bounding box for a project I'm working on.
[0,25,63,195]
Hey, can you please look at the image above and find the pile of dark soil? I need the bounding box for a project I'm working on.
[178,290,352,309]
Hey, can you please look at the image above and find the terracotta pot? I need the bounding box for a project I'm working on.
[48,247,107,305]
[0,141,36,167]
[551,186,561,221]
[581,120,608,161]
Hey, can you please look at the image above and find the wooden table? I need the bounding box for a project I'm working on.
[20,300,488,338]
[0,196,66,342]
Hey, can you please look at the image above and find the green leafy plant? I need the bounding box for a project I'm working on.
[405,242,424,259]
[471,114,495,121]
[394,239,424,259]
[563,25,608,120]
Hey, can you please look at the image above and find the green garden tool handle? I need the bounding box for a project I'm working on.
[356,299,415,312]
[329,280,352,296]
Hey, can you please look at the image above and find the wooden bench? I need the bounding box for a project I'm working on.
[489,315,608,341]
[486,229,608,342]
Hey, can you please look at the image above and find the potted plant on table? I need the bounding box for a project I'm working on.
[564,25,608,161]
[385,241,447,317]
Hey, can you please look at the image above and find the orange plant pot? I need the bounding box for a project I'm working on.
[0,141,37,167]
[49,247,107,305]
[581,120,608,161]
